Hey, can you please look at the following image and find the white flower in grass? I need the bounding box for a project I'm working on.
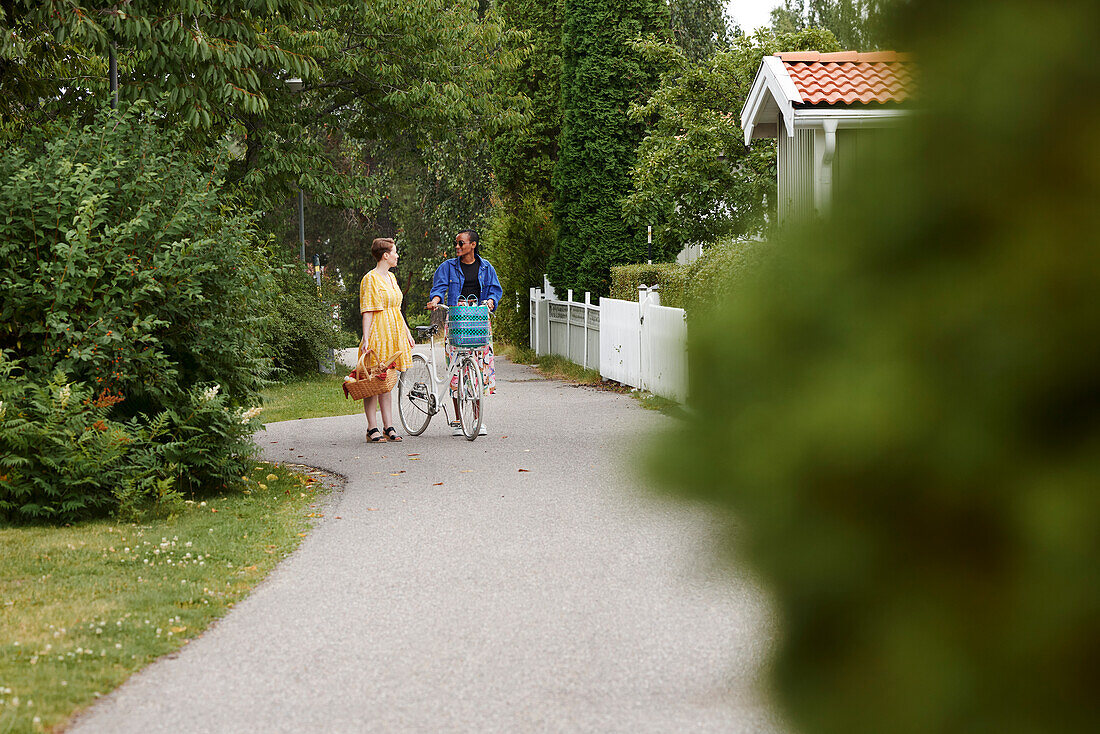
[0,400,5,420]
[59,385,71,407]
[200,384,220,402]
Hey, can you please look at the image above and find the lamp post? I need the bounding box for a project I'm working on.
[109,43,118,109]
[286,78,306,262]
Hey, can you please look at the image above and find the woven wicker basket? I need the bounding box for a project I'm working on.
[342,348,400,401]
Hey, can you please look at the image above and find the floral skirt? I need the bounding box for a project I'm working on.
[446,342,495,395]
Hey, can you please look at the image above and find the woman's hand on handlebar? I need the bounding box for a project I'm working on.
[483,299,495,311]
[425,297,444,311]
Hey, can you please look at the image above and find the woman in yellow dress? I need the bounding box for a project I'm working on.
[360,237,415,442]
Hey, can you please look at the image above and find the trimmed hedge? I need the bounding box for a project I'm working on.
[609,262,690,308]
[608,237,769,312]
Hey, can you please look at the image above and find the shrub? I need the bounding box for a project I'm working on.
[682,236,769,315]
[0,104,269,522]
[656,3,1100,732]
[608,262,689,308]
[485,190,557,345]
[265,253,343,378]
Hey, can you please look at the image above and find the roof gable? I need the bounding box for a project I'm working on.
[741,51,913,143]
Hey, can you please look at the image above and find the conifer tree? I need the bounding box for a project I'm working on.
[549,0,668,296]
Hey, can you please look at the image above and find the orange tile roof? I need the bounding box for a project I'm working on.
[775,51,913,105]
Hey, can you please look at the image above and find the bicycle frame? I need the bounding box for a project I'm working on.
[398,303,491,439]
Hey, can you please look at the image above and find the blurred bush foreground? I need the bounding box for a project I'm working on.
[659,2,1100,734]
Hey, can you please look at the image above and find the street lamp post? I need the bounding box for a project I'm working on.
[286,78,306,262]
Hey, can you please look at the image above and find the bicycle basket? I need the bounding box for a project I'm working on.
[447,299,491,347]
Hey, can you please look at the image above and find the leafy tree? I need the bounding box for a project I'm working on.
[487,0,563,342]
[769,0,900,50]
[550,0,670,297]
[668,0,731,61]
[624,27,839,253]
[658,1,1100,732]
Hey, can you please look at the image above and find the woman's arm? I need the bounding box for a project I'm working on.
[361,310,374,347]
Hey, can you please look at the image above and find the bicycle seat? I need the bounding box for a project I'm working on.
[416,324,441,336]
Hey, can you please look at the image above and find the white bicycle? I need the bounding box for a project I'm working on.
[397,304,489,441]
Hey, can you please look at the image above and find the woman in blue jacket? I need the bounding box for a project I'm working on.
[425,229,503,435]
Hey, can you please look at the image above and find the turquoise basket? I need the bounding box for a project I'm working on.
[448,301,491,347]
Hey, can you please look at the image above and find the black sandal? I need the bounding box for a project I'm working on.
[366,427,386,443]
[383,426,403,442]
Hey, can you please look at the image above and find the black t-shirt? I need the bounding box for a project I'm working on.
[460,257,480,300]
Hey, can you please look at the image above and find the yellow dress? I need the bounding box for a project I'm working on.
[359,269,412,371]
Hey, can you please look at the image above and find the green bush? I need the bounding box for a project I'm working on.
[657,3,1100,732]
[485,190,557,345]
[0,104,268,522]
[608,237,769,311]
[0,357,261,523]
[682,236,769,314]
[266,255,343,378]
[608,262,689,308]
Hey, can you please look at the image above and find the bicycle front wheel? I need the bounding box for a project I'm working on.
[457,355,483,441]
[398,354,433,436]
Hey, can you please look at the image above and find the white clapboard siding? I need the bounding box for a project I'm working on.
[639,303,688,402]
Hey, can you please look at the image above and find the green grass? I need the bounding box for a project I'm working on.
[260,372,362,423]
[631,390,686,418]
[496,343,604,385]
[0,463,331,733]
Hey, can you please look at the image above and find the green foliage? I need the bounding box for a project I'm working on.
[608,262,690,309]
[658,1,1100,732]
[486,191,558,344]
[550,0,670,298]
[608,237,769,312]
[0,104,267,522]
[682,236,770,314]
[769,0,899,50]
[0,360,260,523]
[266,253,342,378]
[0,104,270,415]
[625,28,839,252]
[668,0,731,61]
[486,0,564,344]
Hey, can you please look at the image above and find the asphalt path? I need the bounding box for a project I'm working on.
[69,351,780,733]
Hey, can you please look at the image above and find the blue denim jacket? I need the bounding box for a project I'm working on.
[429,255,504,309]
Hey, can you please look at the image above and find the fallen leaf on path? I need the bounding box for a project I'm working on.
[390,471,405,476]
[461,470,473,473]
[367,508,379,511]
[408,457,420,461]
[432,482,443,486]
[518,469,531,472]
[335,516,342,519]
[407,453,420,457]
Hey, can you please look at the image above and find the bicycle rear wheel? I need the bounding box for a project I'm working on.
[456,355,483,441]
[398,355,433,436]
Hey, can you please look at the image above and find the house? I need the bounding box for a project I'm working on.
[740,51,913,223]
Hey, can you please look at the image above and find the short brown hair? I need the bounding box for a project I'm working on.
[371,237,395,262]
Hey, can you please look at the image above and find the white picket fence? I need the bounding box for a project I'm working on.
[529,276,688,401]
